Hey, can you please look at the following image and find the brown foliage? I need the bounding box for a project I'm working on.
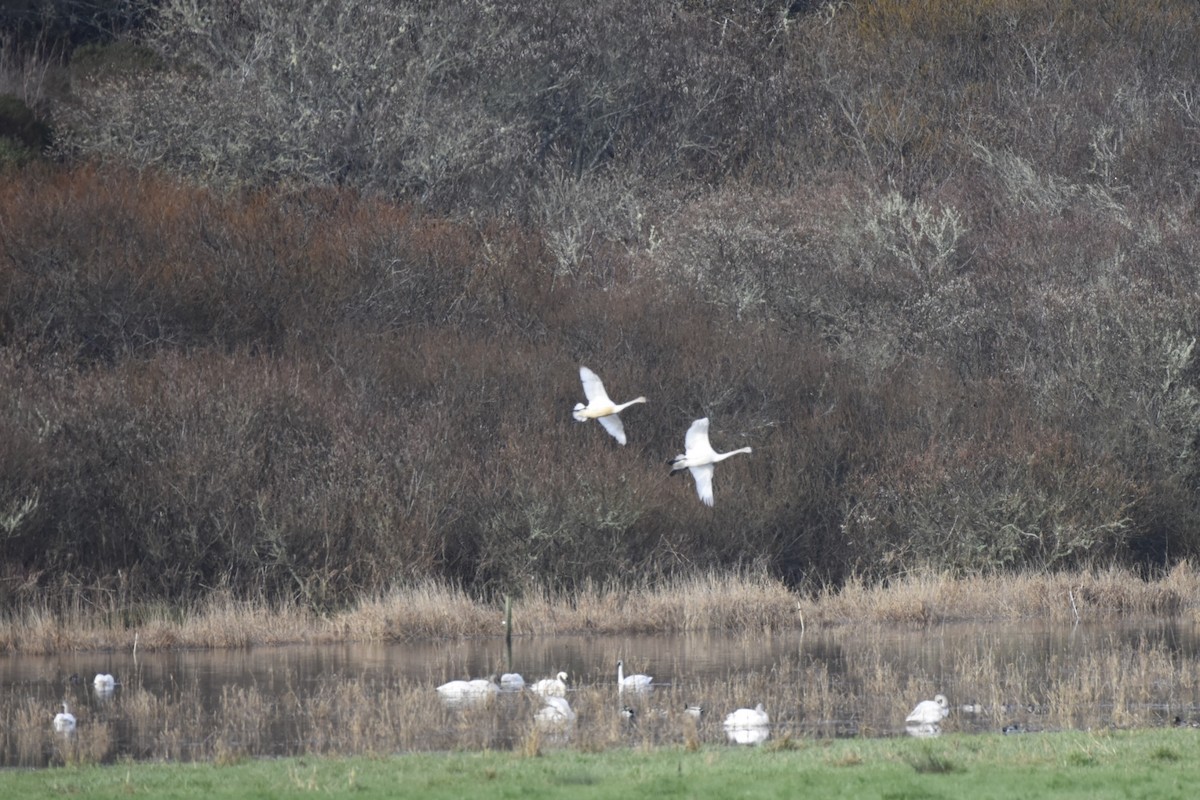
[3,0,1200,609]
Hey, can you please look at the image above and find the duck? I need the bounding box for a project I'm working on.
[573,366,647,446]
[530,671,568,697]
[53,702,76,733]
[616,660,653,692]
[535,696,576,727]
[668,417,752,506]
[906,694,950,725]
[723,703,770,729]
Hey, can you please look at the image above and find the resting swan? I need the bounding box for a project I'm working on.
[93,673,118,694]
[53,702,76,733]
[535,696,576,727]
[436,676,499,700]
[617,660,653,692]
[500,673,525,690]
[531,671,569,697]
[573,367,647,446]
[668,417,752,507]
[723,703,770,729]
[906,694,950,725]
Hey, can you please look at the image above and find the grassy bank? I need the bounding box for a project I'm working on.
[2,565,1198,654]
[4,730,1200,799]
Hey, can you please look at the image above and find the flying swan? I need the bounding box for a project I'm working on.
[668,417,752,506]
[573,366,647,445]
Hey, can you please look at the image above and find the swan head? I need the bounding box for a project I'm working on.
[556,671,568,682]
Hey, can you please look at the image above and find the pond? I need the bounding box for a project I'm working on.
[3,619,1199,766]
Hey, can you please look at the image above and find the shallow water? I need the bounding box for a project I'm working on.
[3,619,1199,766]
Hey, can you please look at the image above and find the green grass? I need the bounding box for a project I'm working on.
[5,730,1200,799]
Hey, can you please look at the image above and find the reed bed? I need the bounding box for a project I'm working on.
[1,566,1199,654]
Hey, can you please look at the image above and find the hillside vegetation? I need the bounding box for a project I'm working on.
[2,0,1200,609]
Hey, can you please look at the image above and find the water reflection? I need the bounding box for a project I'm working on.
[904,722,941,738]
[2,619,1200,766]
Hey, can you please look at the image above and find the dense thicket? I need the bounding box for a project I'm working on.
[2,0,1200,607]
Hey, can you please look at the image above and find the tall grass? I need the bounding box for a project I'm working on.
[1,567,1198,654]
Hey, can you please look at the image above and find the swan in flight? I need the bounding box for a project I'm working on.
[668,417,752,506]
[906,694,950,725]
[723,703,770,729]
[53,702,76,733]
[535,696,576,727]
[617,660,653,692]
[531,671,568,697]
[573,366,646,445]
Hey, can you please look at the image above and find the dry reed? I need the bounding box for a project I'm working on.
[2,566,1200,655]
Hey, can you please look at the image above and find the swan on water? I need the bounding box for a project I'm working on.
[436,676,499,702]
[668,417,752,506]
[531,671,568,697]
[573,367,647,446]
[617,660,653,692]
[723,703,769,729]
[53,702,76,733]
[93,673,118,691]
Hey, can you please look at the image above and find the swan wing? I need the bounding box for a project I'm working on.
[579,367,613,405]
[684,417,711,455]
[597,413,627,445]
[689,464,715,507]
[906,700,944,724]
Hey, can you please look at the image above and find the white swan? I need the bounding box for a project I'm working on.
[668,417,752,507]
[906,694,950,725]
[617,660,653,692]
[53,702,76,733]
[534,696,576,727]
[723,703,770,729]
[500,673,525,690]
[684,704,704,719]
[93,673,118,693]
[573,366,647,446]
[436,676,499,702]
[531,671,568,697]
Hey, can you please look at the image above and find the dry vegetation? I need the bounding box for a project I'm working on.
[1,567,1199,654]
[2,1,1200,624]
